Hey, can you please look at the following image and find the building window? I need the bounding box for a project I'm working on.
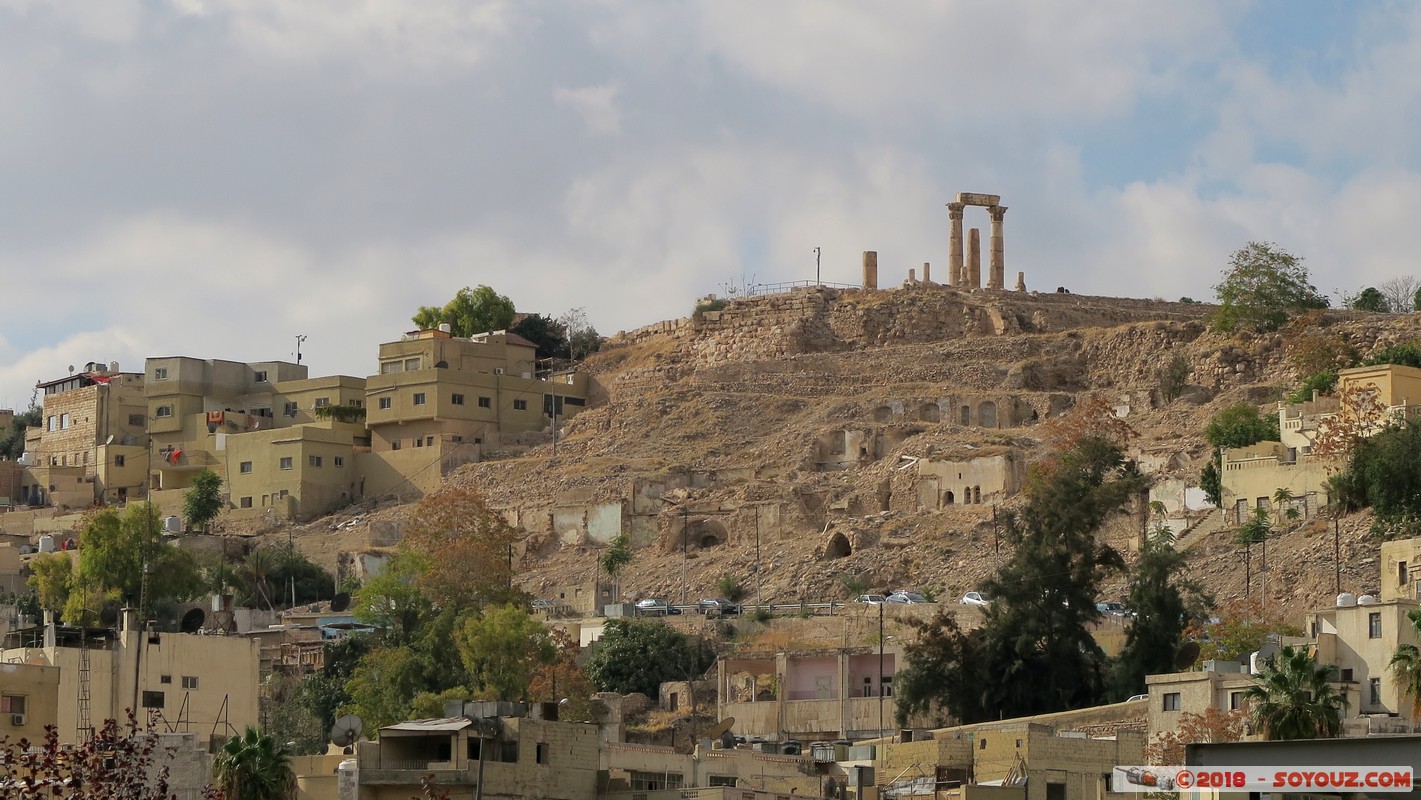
[156,405,173,418]
[160,675,172,684]
[426,436,434,446]
[881,676,893,697]
[1370,677,1382,705]
[240,497,253,509]
[181,676,198,690]
[391,440,401,451]
[153,367,168,380]
[630,772,684,791]
[536,742,549,764]
[1402,561,1410,587]
[404,358,421,371]
[1370,612,1382,638]
[279,457,293,470]
[1163,693,1181,712]
[309,455,323,467]
[141,691,165,709]
[452,393,465,405]
[381,361,402,374]
[129,413,145,426]
[47,416,56,431]
[1341,668,1354,682]
[479,396,491,408]
[414,438,423,448]
[708,776,737,787]
[114,455,126,467]
[1229,691,1244,710]
[60,413,71,429]
[239,461,253,474]
[334,456,345,468]
[254,370,268,383]
[513,399,528,411]
[0,694,25,714]
[378,397,392,410]
[283,402,298,417]
[413,393,426,406]
[314,397,330,408]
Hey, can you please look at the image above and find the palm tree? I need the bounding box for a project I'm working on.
[213,726,297,800]
[1272,487,1294,527]
[1244,645,1348,740]
[1388,609,1421,717]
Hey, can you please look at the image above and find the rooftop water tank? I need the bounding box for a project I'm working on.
[163,515,182,534]
[1359,594,1379,605]
[1337,592,1358,607]
[37,534,55,553]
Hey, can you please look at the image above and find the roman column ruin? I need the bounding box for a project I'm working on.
[988,205,1007,290]
[862,251,878,290]
[947,202,965,286]
[922,262,931,283]
[967,228,981,289]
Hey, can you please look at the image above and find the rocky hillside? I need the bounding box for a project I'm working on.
[289,285,1421,624]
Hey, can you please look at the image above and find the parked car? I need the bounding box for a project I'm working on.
[886,591,930,604]
[635,598,677,616]
[1126,693,1148,703]
[855,594,887,605]
[1096,601,1129,617]
[697,598,740,615]
[959,591,991,607]
[531,598,556,610]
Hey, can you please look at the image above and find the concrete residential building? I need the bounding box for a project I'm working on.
[1145,661,1262,738]
[21,363,147,508]
[1,611,260,746]
[365,328,588,453]
[224,421,365,519]
[1307,595,1420,725]
[0,660,60,739]
[354,701,599,800]
[718,646,906,741]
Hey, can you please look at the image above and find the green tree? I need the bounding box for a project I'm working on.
[50,504,205,624]
[1211,242,1328,333]
[300,634,373,734]
[213,725,297,800]
[1389,608,1421,717]
[412,285,516,337]
[1414,284,1421,312]
[1271,487,1294,527]
[1200,460,1222,507]
[183,469,224,531]
[560,307,603,361]
[895,610,985,726]
[1350,422,1421,521]
[0,400,40,461]
[1286,371,1339,404]
[28,551,73,614]
[354,552,433,644]
[716,574,746,603]
[262,671,326,755]
[601,534,633,603]
[1109,531,1200,700]
[1363,343,1421,370]
[1351,287,1390,312]
[510,314,569,360]
[585,619,712,698]
[1205,403,1281,449]
[341,645,429,731]
[1244,645,1347,740]
[899,437,1148,723]
[1158,353,1191,403]
[454,605,558,701]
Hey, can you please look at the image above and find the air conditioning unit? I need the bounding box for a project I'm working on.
[11,714,25,726]
[494,368,505,375]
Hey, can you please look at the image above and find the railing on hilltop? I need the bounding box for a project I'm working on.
[743,280,861,296]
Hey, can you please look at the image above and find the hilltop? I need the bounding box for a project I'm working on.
[277,284,1421,623]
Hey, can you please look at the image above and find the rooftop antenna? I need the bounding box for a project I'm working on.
[295,334,308,364]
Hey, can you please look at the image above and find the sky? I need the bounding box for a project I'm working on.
[4,0,1421,408]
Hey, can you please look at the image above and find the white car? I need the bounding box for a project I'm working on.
[856,594,887,605]
[959,591,991,607]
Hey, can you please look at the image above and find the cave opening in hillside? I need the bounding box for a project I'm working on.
[825,532,851,559]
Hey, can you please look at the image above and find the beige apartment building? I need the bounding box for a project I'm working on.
[718,646,906,741]
[1219,363,1421,524]
[0,660,60,740]
[19,363,147,508]
[366,328,587,453]
[2,611,260,746]
[224,421,365,519]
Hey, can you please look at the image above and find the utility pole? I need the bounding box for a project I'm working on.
[755,507,762,611]
[1334,515,1341,594]
[814,247,822,286]
[878,600,885,741]
[294,334,307,365]
[682,506,690,606]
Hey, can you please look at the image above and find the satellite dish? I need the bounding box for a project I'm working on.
[1174,641,1202,671]
[702,716,736,741]
[105,435,115,445]
[68,365,74,374]
[331,592,351,613]
[179,607,206,633]
[331,715,364,747]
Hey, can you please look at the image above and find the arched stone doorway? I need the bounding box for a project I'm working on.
[919,403,941,423]
[824,532,852,559]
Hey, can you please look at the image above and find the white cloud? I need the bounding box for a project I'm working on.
[555,83,623,137]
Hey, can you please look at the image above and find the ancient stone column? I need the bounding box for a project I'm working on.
[967,228,981,289]
[988,205,1008,290]
[947,202,965,287]
[908,267,916,283]
[862,251,878,290]
[922,262,931,283]
[1015,271,1026,292]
